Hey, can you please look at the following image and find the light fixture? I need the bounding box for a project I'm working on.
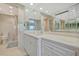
[26,9,28,12]
[46,10,48,13]
[40,8,43,10]
[30,3,34,5]
[9,6,13,9]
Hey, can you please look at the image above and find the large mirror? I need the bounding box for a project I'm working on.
[55,18,79,32]
[24,18,41,32]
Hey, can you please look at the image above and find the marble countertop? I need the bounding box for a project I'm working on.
[42,34,79,48]
[24,32,79,48]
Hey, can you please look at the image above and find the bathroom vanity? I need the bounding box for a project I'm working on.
[23,32,79,56]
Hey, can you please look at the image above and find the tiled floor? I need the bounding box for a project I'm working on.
[0,45,27,56]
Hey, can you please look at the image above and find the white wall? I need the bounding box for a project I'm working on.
[18,7,25,49]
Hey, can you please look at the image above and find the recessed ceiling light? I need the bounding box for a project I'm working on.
[40,8,43,10]
[46,10,48,13]
[9,6,13,9]
[30,3,34,5]
[26,9,28,12]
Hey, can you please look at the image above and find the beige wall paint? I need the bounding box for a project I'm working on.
[0,14,17,40]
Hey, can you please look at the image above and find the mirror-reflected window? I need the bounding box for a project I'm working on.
[24,18,41,32]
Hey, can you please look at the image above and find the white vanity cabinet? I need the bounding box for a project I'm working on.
[23,34,41,56]
[41,38,77,56]
[23,33,79,56]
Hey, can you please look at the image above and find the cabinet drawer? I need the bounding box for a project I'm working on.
[41,39,76,56]
[42,44,62,56]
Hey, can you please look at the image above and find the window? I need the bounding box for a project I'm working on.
[77,23,79,29]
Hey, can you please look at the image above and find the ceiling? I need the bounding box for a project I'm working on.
[21,3,76,16]
[0,3,18,16]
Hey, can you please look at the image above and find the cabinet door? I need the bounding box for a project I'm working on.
[24,34,30,53]
[41,39,76,56]
[29,37,38,56]
[24,34,38,56]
